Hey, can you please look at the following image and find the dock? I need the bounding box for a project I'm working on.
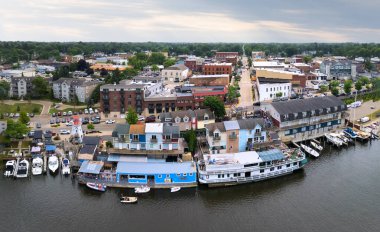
[43,154,47,174]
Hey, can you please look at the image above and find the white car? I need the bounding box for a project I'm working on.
[138,116,145,121]
[59,129,70,135]
[68,111,73,116]
[94,109,99,113]
[65,122,73,126]
[84,109,89,114]
[105,120,115,124]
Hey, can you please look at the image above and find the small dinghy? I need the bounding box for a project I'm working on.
[120,196,138,204]
[86,182,107,192]
[135,186,150,193]
[170,187,181,193]
[310,141,323,151]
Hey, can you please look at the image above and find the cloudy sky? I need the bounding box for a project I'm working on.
[0,0,379,42]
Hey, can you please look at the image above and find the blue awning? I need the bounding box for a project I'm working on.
[45,145,56,151]
[258,149,285,162]
[78,160,104,174]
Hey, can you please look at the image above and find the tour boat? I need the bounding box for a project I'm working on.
[300,144,320,158]
[16,159,29,178]
[4,160,16,177]
[343,127,358,139]
[170,187,181,193]
[32,157,43,175]
[197,149,307,187]
[120,196,138,204]
[310,141,323,151]
[48,155,59,174]
[135,186,150,193]
[86,182,107,192]
[325,133,343,147]
[61,158,71,175]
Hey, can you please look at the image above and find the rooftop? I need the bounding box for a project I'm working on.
[116,161,196,175]
[129,124,146,134]
[145,123,163,133]
[78,161,104,174]
[204,63,232,66]
[191,74,229,78]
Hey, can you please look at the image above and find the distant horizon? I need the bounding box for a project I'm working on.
[1,41,380,44]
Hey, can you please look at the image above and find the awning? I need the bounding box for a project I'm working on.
[45,145,56,152]
[108,154,147,163]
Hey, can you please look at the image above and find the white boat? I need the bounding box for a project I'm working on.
[120,196,138,204]
[32,157,43,175]
[61,158,70,175]
[48,155,59,174]
[16,159,29,178]
[86,182,107,192]
[300,144,319,158]
[330,133,348,145]
[4,160,16,177]
[310,141,323,151]
[325,133,343,147]
[170,187,181,193]
[135,186,150,193]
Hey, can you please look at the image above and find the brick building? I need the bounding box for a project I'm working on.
[203,63,232,75]
[189,74,229,86]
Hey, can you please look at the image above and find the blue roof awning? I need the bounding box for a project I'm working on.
[258,149,285,162]
[45,145,56,151]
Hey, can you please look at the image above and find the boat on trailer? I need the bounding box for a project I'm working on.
[310,141,323,151]
[300,144,320,158]
[86,182,107,192]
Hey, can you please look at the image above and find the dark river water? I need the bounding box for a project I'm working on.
[1,141,380,232]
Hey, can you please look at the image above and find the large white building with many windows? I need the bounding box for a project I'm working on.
[256,77,292,102]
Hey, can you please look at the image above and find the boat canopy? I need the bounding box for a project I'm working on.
[31,146,41,153]
[46,145,56,152]
[258,149,285,162]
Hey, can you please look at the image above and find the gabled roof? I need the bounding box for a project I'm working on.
[237,118,265,130]
[195,108,215,120]
[205,122,226,135]
[80,145,97,155]
[129,124,145,134]
[82,136,101,145]
[112,124,130,137]
[223,121,240,130]
[163,124,180,137]
[159,110,195,122]
[145,123,163,133]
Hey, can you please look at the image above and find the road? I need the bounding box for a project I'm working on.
[237,57,254,108]
[347,100,380,122]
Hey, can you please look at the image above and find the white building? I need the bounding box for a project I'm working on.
[53,78,98,103]
[161,64,189,82]
[256,77,292,102]
[9,77,36,98]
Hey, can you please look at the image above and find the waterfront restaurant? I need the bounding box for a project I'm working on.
[115,161,197,187]
[78,160,105,179]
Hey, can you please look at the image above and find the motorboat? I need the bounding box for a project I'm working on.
[48,155,59,174]
[300,144,319,158]
[325,133,343,147]
[86,182,107,192]
[4,160,16,177]
[120,196,138,204]
[135,186,150,193]
[343,127,358,139]
[61,158,70,175]
[31,157,43,175]
[330,133,348,145]
[170,187,181,193]
[16,159,29,178]
[310,141,323,151]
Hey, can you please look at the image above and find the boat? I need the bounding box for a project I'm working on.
[170,187,181,192]
[16,159,29,178]
[310,141,323,151]
[343,128,358,139]
[120,196,138,204]
[300,144,319,158]
[353,128,371,142]
[61,158,70,175]
[325,133,343,147]
[31,157,43,175]
[86,182,107,192]
[135,186,150,193]
[198,148,307,187]
[4,160,16,177]
[330,133,348,145]
[48,155,59,174]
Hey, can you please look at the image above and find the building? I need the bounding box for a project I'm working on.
[256,77,292,102]
[262,96,347,142]
[252,61,285,70]
[203,63,232,75]
[161,64,189,82]
[0,120,7,134]
[72,55,84,63]
[254,69,307,88]
[205,118,267,154]
[252,51,266,60]
[9,77,36,98]
[189,74,229,86]
[292,63,311,73]
[159,109,215,132]
[184,56,204,72]
[320,60,356,80]
[215,52,238,65]
[53,78,98,103]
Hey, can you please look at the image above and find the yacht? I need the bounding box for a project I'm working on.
[48,155,59,174]
[343,127,358,139]
[198,148,307,187]
[4,160,16,177]
[61,158,70,175]
[16,159,29,178]
[32,157,43,175]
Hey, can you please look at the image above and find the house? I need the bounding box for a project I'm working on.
[256,77,292,101]
[129,124,146,150]
[205,122,227,154]
[262,96,347,142]
[145,123,164,151]
[161,64,189,82]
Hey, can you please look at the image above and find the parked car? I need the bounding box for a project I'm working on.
[36,122,41,128]
[50,118,55,124]
[145,115,156,123]
[138,115,145,121]
[59,129,70,135]
[95,115,101,120]
[9,113,14,118]
[57,112,62,117]
[79,110,83,114]
[66,122,73,126]
[30,113,34,118]
[26,113,30,117]
[52,112,56,117]
[15,113,20,118]
[105,120,115,124]
[94,109,98,113]
[73,111,78,115]
[84,109,89,114]
[92,119,100,124]
[55,118,60,124]
[4,113,9,117]
[63,112,67,116]
[68,111,73,116]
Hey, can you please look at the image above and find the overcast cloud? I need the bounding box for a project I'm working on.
[0,0,379,42]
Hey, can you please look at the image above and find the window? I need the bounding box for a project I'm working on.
[189,173,193,176]
[175,117,181,123]
[152,135,157,140]
[166,174,170,178]
[277,166,282,170]
[260,169,264,173]
[214,132,220,138]
[183,116,189,122]
[233,173,238,177]
[204,114,209,120]
[176,173,180,176]
[255,128,260,134]
[270,167,274,171]
[183,173,187,176]
[286,164,291,167]
[158,175,162,178]
[218,174,221,178]
[293,162,297,166]
[133,135,139,140]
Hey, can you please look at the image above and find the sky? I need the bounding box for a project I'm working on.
[0,0,379,43]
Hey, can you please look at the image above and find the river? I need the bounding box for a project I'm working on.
[1,141,380,232]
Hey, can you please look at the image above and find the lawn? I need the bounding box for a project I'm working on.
[0,103,43,115]
[49,106,87,114]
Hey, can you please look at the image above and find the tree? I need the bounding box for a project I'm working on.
[364,59,374,71]
[237,60,243,67]
[77,59,88,71]
[319,85,328,93]
[123,68,139,79]
[53,66,70,80]
[126,106,138,125]
[344,80,353,94]
[163,58,176,68]
[247,57,252,67]
[276,92,283,98]
[18,112,30,124]
[87,123,94,130]
[16,105,20,112]
[31,76,50,99]
[0,81,10,102]
[204,96,226,120]
[329,80,340,89]
[106,141,113,148]
[183,129,197,154]
[151,64,159,72]
[302,56,312,64]
[100,68,108,77]
[148,53,166,65]
[89,84,101,105]
[331,87,339,96]
[4,119,29,139]
[355,81,363,91]
[227,85,240,103]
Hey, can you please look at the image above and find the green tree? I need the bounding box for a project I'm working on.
[76,59,88,71]
[364,59,374,71]
[151,64,159,72]
[302,56,312,64]
[276,92,283,98]
[355,81,363,91]
[0,80,10,102]
[329,80,340,89]
[227,85,240,103]
[16,105,20,112]
[89,84,101,105]
[319,85,328,93]
[237,60,243,67]
[331,87,339,96]
[163,58,176,68]
[100,68,108,77]
[18,112,30,124]
[4,119,29,139]
[247,57,252,67]
[358,76,370,85]
[204,96,226,120]
[123,68,139,79]
[106,141,113,148]
[87,123,94,130]
[126,106,138,125]
[148,53,166,65]
[32,76,50,99]
[183,129,197,154]
[344,80,353,94]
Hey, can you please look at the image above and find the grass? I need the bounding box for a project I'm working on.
[367,109,380,120]
[0,103,43,115]
[49,106,87,114]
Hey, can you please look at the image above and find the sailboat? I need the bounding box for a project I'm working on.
[300,144,320,158]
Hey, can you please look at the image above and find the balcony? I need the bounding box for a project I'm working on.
[228,134,237,140]
[213,136,221,141]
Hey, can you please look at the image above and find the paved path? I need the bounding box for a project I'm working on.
[237,57,254,108]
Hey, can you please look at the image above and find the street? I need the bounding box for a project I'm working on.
[237,57,254,108]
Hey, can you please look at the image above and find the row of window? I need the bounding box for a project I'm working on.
[266,86,290,92]
[157,173,193,178]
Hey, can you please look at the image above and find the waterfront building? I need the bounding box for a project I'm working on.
[262,96,347,142]
[256,77,292,102]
